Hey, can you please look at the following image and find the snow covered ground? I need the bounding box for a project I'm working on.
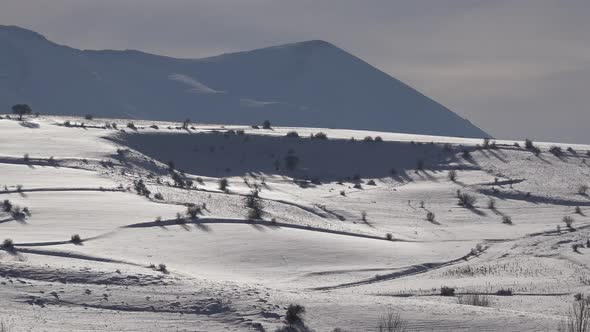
[1,115,589,331]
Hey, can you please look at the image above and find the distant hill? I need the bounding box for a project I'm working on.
[0,25,488,137]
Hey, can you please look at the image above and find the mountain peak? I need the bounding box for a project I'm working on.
[0,25,48,42]
[0,26,488,138]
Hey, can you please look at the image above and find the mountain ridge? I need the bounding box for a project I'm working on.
[0,25,488,138]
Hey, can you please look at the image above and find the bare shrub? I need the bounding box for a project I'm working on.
[426,211,435,222]
[440,286,455,296]
[502,216,513,225]
[448,169,457,182]
[285,304,305,325]
[157,263,168,273]
[186,205,202,219]
[496,289,513,296]
[134,179,151,197]
[71,234,82,245]
[487,198,496,210]
[550,146,564,157]
[219,178,229,191]
[311,132,327,140]
[2,239,14,251]
[564,216,575,231]
[2,200,12,212]
[457,294,490,307]
[377,307,408,332]
[458,193,477,208]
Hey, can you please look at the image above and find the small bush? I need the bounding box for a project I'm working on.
[262,120,271,129]
[385,233,393,241]
[285,304,305,326]
[462,149,471,158]
[367,180,376,186]
[457,294,490,307]
[126,122,137,130]
[377,308,407,332]
[157,263,168,273]
[2,238,14,251]
[84,114,94,120]
[458,193,477,208]
[564,216,575,230]
[134,179,151,197]
[363,136,374,142]
[502,216,513,224]
[186,205,202,219]
[579,185,589,196]
[448,169,457,181]
[286,131,299,138]
[154,193,164,200]
[2,200,12,212]
[374,136,383,142]
[23,153,30,162]
[353,183,362,189]
[525,139,534,149]
[426,211,435,222]
[149,124,159,129]
[496,289,513,296]
[71,234,82,245]
[487,198,496,210]
[312,132,327,140]
[549,146,564,157]
[219,178,229,191]
[440,286,455,296]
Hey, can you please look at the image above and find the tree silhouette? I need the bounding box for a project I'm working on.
[11,104,32,120]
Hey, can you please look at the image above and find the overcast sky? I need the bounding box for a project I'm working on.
[2,0,589,143]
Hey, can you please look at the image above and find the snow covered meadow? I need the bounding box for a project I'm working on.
[1,115,589,331]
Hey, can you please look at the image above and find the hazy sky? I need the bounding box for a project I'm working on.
[2,0,589,143]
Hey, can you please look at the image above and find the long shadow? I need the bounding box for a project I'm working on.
[486,149,508,163]
[0,187,125,195]
[480,188,590,206]
[0,217,15,224]
[313,248,484,291]
[123,217,419,243]
[114,131,466,182]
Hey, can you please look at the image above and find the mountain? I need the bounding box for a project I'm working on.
[0,25,488,137]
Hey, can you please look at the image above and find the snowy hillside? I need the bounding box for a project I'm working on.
[0,25,487,138]
[0,114,589,331]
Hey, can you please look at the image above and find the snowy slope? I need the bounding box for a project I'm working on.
[0,25,487,138]
[0,115,588,331]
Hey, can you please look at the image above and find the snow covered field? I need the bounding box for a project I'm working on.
[1,116,589,331]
